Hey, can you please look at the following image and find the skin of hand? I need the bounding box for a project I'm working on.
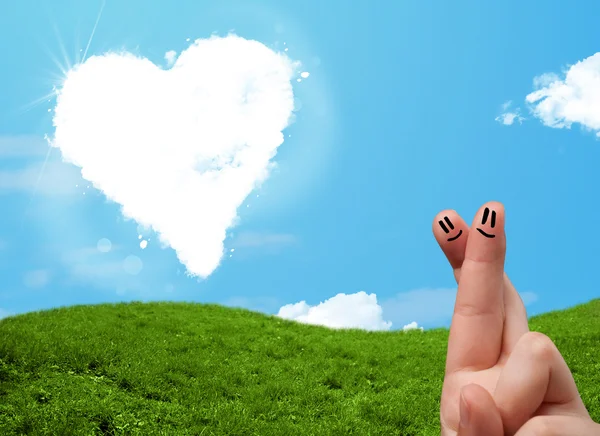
[433,202,600,436]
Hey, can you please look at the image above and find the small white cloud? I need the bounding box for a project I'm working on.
[525,52,600,137]
[496,112,525,126]
[51,34,300,279]
[164,50,177,67]
[532,73,561,89]
[402,321,424,332]
[277,300,310,319]
[277,291,392,331]
[23,269,51,289]
[520,291,538,306]
[495,101,525,126]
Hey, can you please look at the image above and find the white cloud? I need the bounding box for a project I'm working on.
[496,112,524,126]
[402,321,424,332]
[520,291,538,306]
[23,269,51,289]
[495,101,525,126]
[525,53,600,137]
[532,73,561,89]
[164,50,177,67]
[277,291,392,331]
[51,34,299,279]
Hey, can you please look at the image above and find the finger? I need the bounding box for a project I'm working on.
[494,331,590,435]
[450,272,528,360]
[432,210,470,282]
[433,207,528,364]
[515,416,600,436]
[499,276,529,360]
[457,383,503,436]
[452,271,528,358]
[446,201,506,373]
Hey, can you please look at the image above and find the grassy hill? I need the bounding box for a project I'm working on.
[0,299,598,435]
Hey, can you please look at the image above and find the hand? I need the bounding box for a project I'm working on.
[433,202,598,435]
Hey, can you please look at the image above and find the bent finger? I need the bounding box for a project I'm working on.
[499,275,529,359]
[515,415,599,436]
[432,209,470,282]
[494,331,589,435]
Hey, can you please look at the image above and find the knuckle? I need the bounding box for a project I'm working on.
[523,416,554,435]
[463,253,499,265]
[454,300,503,319]
[521,331,556,361]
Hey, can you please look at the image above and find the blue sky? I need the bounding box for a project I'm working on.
[1,0,600,331]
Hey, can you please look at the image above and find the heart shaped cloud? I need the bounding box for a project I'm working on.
[51,35,298,278]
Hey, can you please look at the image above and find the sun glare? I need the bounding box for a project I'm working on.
[20,0,107,226]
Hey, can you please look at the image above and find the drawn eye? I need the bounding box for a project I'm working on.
[477,208,496,238]
[439,217,462,241]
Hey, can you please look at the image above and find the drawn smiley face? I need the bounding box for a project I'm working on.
[439,216,463,242]
[476,207,496,238]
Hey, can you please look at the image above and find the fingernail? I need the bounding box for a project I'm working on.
[460,392,471,428]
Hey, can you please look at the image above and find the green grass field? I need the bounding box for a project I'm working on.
[0,299,598,435]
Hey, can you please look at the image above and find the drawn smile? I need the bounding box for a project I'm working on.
[476,228,495,238]
[447,229,463,241]
[439,216,463,242]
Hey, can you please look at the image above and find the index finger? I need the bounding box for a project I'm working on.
[432,208,528,361]
[432,209,470,283]
[446,201,506,373]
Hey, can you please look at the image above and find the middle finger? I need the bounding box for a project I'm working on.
[446,202,506,373]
